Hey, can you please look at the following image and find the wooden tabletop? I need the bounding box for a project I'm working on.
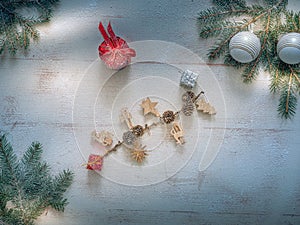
[0,0,300,225]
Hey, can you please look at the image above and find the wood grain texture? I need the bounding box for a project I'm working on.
[0,0,300,225]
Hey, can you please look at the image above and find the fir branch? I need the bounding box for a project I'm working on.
[49,170,74,212]
[213,0,247,8]
[0,135,19,187]
[0,0,59,55]
[198,6,252,24]
[208,33,234,60]
[242,61,260,83]
[278,73,297,119]
[0,134,73,225]
[198,3,264,24]
[269,67,281,93]
[21,143,42,166]
[284,11,300,32]
[200,20,244,38]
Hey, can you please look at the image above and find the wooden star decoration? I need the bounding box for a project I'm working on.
[140,97,160,117]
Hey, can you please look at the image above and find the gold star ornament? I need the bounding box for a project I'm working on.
[140,97,160,117]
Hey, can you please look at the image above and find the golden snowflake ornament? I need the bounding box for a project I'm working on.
[130,144,148,163]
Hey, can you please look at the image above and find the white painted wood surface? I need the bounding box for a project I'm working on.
[0,0,300,224]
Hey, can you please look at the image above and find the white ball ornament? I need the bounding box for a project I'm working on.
[277,32,300,65]
[229,31,261,63]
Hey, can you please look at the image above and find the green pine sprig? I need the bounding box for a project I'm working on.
[0,0,60,55]
[198,0,300,119]
[0,133,74,225]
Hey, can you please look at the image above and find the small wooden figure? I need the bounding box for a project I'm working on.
[170,122,185,145]
[120,107,134,129]
[91,130,113,146]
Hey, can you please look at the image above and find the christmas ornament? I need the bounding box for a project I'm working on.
[195,98,217,115]
[170,122,185,145]
[130,144,148,163]
[140,97,160,117]
[98,22,136,70]
[86,154,103,171]
[229,31,261,63]
[85,141,122,171]
[122,131,137,146]
[180,70,199,89]
[277,32,300,64]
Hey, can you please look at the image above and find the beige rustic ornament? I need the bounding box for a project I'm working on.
[170,122,185,145]
[195,99,206,111]
[91,130,113,146]
[195,99,216,115]
[141,97,160,117]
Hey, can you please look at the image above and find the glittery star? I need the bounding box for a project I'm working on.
[140,97,160,117]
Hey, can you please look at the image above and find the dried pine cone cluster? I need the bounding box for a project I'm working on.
[162,110,176,124]
[182,101,194,116]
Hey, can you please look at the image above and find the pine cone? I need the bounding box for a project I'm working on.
[182,100,194,116]
[162,110,176,124]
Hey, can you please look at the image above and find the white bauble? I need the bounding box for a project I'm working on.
[229,31,261,63]
[277,32,300,65]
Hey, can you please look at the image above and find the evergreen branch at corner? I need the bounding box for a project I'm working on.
[0,133,74,225]
[198,0,300,119]
[0,0,60,55]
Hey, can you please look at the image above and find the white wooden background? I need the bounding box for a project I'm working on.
[0,0,300,224]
